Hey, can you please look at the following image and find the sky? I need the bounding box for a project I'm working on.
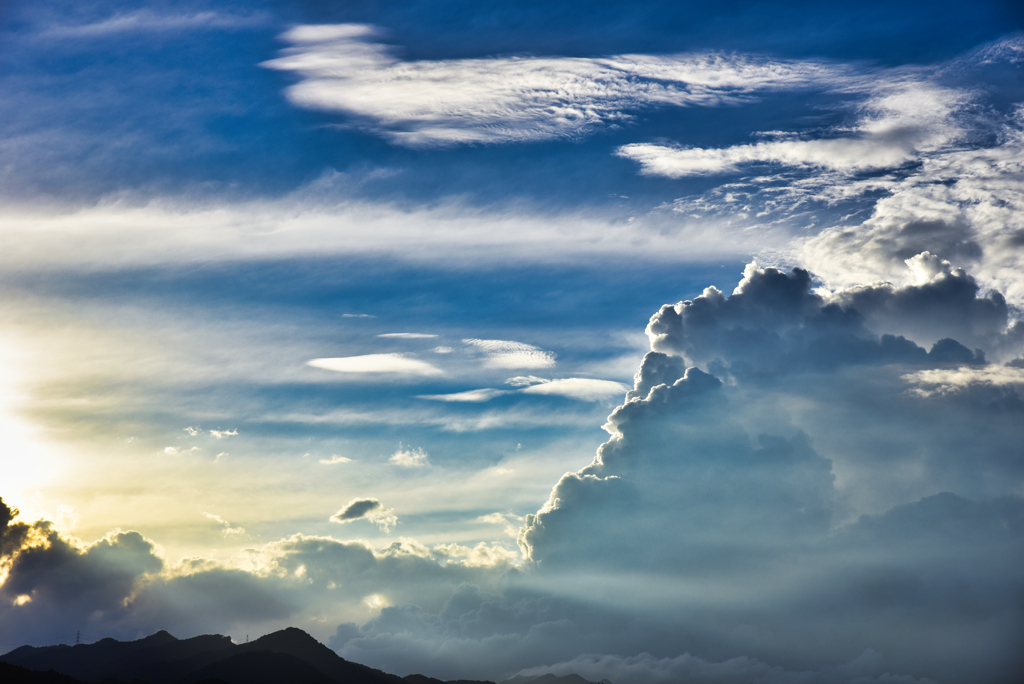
[2,1,1024,683]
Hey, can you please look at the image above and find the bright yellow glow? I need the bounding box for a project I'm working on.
[363,593,389,611]
[0,338,60,511]
[14,594,32,606]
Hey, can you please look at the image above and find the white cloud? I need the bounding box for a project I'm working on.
[319,455,353,465]
[209,428,238,439]
[203,512,245,537]
[0,197,762,271]
[419,378,627,403]
[39,10,266,38]
[903,364,1024,396]
[273,404,602,432]
[618,137,916,177]
[505,376,550,387]
[342,313,376,318]
[418,388,510,403]
[463,339,556,369]
[518,378,629,402]
[308,354,443,375]
[797,109,1024,308]
[617,80,969,177]
[163,446,201,455]
[378,333,438,339]
[183,426,199,436]
[476,512,512,525]
[389,446,429,467]
[263,25,844,146]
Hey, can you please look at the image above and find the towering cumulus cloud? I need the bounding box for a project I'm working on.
[516,259,1024,684]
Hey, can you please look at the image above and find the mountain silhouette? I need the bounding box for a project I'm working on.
[0,660,89,684]
[1,628,604,684]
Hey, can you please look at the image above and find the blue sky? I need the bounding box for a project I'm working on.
[2,2,1024,683]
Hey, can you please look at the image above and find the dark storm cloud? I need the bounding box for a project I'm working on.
[0,499,164,643]
[1,500,514,648]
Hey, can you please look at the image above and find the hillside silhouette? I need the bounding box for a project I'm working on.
[0,628,602,684]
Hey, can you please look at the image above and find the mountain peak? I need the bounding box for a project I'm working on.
[248,627,319,649]
[141,630,178,645]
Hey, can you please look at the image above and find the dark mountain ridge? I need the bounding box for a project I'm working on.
[1,628,600,684]
[1,628,404,684]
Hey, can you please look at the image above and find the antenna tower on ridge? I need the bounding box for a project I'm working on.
[75,630,80,645]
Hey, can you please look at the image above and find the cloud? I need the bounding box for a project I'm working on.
[330,499,399,532]
[902,364,1024,397]
[476,513,515,525]
[518,378,629,402]
[209,428,238,439]
[3,499,518,647]
[331,499,384,522]
[308,354,444,376]
[389,446,430,468]
[1,498,165,641]
[619,137,917,177]
[53,505,79,533]
[506,376,550,387]
[418,388,511,403]
[643,260,1011,379]
[276,403,606,432]
[517,650,938,684]
[0,197,761,271]
[510,260,1024,682]
[164,446,201,455]
[826,252,1010,352]
[618,79,969,177]
[463,340,556,369]
[319,455,353,465]
[419,378,628,403]
[263,25,844,146]
[797,106,1024,308]
[37,10,267,39]
[203,512,245,537]
[342,314,376,318]
[378,333,439,339]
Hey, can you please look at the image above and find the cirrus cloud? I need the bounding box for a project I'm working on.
[262,24,845,147]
